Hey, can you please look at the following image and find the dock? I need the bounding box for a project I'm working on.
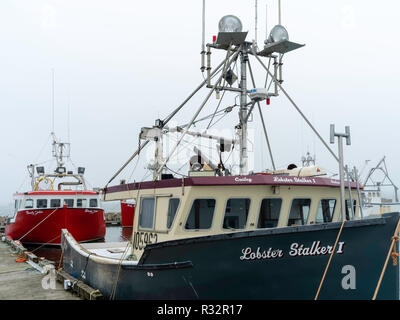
[104,211,121,226]
[0,235,103,300]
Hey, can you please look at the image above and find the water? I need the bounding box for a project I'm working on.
[25,226,133,267]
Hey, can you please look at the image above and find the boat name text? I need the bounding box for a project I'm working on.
[240,241,345,260]
[273,177,317,184]
[25,210,43,216]
[235,177,252,183]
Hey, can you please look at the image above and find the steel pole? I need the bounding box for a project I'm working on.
[338,136,346,221]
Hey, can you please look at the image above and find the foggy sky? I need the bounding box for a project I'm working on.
[1,0,399,207]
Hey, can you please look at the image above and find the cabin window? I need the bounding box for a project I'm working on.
[345,199,357,220]
[288,199,311,226]
[167,198,180,229]
[223,198,250,229]
[89,199,98,208]
[37,199,48,208]
[315,199,336,224]
[139,197,155,229]
[77,199,87,208]
[50,199,61,208]
[258,198,282,228]
[14,200,19,213]
[185,199,216,230]
[64,199,74,208]
[25,199,33,209]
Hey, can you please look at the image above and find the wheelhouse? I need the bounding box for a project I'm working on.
[103,174,361,260]
[13,191,101,212]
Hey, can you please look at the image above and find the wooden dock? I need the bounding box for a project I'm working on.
[0,241,82,300]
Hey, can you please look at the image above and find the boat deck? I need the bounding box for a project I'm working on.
[81,241,133,260]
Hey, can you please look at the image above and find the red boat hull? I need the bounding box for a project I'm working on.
[5,207,106,245]
[120,201,135,227]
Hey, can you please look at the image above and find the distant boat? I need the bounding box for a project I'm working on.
[361,157,400,217]
[5,133,106,245]
[120,200,135,227]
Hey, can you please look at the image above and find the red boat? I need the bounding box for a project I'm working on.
[120,200,135,227]
[5,133,106,245]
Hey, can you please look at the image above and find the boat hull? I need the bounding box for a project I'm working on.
[6,207,106,245]
[62,212,400,299]
[120,201,135,227]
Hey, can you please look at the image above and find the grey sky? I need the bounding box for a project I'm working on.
[1,0,399,207]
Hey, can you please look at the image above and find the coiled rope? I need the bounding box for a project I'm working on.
[372,217,400,300]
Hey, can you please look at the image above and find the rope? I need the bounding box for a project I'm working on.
[18,208,59,241]
[314,219,346,300]
[109,241,131,300]
[372,217,400,300]
[30,234,61,254]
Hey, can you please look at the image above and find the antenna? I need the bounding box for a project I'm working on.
[51,68,55,134]
[200,0,206,72]
[278,0,282,25]
[265,4,268,41]
[67,94,71,143]
[254,0,258,48]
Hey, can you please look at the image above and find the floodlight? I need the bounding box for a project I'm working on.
[266,25,289,44]
[192,163,202,172]
[55,166,66,174]
[78,167,85,174]
[36,166,45,174]
[218,15,242,33]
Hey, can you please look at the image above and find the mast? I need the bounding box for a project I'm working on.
[239,44,249,175]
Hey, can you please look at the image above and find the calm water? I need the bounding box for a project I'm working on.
[25,226,133,267]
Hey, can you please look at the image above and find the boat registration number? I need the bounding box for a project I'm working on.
[133,231,158,250]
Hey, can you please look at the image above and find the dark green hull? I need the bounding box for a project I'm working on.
[62,212,400,299]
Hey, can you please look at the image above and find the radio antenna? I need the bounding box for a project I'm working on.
[51,68,55,134]
[278,0,282,24]
[200,0,206,72]
[265,3,268,40]
[254,0,258,48]
[67,94,71,143]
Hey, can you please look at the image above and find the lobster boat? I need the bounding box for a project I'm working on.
[6,133,106,245]
[120,200,135,227]
[61,4,400,300]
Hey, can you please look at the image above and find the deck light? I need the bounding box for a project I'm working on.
[78,167,85,174]
[36,166,45,174]
[218,15,243,33]
[55,166,66,174]
[265,24,289,44]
